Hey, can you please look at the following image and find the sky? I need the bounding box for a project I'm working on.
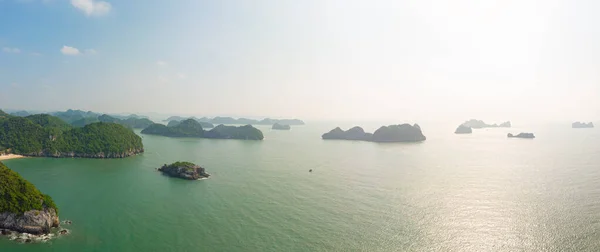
[0,0,599,122]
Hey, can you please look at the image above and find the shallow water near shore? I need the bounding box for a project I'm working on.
[1,122,600,251]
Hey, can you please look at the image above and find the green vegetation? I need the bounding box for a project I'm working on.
[0,115,143,157]
[26,114,72,131]
[167,119,214,129]
[204,124,264,140]
[71,114,154,129]
[52,109,100,124]
[0,162,58,214]
[142,119,264,140]
[71,117,100,127]
[10,110,30,117]
[142,119,204,137]
[168,161,196,168]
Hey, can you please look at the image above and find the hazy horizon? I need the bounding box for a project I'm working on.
[1,0,599,122]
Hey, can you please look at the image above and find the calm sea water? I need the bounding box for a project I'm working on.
[1,122,600,251]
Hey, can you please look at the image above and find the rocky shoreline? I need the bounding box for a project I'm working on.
[0,207,59,235]
[0,209,70,243]
[12,148,144,159]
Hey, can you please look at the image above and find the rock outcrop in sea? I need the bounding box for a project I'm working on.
[455,124,473,134]
[0,162,59,236]
[0,208,59,235]
[572,122,594,128]
[158,162,210,180]
[322,124,426,142]
[272,123,291,130]
[507,133,535,139]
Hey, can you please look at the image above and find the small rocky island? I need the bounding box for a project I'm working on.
[158,162,210,180]
[142,119,264,140]
[322,124,426,142]
[455,124,472,134]
[508,133,535,139]
[272,123,291,130]
[572,122,594,128]
[462,119,511,129]
[0,162,59,235]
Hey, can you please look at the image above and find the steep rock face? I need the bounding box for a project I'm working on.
[0,162,59,234]
[272,123,291,130]
[158,162,210,180]
[455,124,473,134]
[0,208,59,235]
[572,122,594,128]
[322,124,426,142]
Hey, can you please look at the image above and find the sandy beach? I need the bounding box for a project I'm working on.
[0,154,25,161]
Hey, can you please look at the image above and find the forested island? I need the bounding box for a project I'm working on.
[167,119,214,129]
[272,123,291,130]
[462,119,511,129]
[0,113,143,158]
[322,124,426,142]
[163,116,304,126]
[142,119,264,140]
[158,161,210,180]
[0,162,59,235]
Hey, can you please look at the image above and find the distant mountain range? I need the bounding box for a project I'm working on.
[163,116,305,126]
[6,109,304,127]
[8,109,153,129]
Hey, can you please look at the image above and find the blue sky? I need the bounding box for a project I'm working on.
[1,0,599,122]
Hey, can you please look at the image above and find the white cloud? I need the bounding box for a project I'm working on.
[156,60,167,66]
[61,45,80,55]
[84,49,97,55]
[2,47,21,53]
[177,73,186,79]
[158,75,171,84]
[71,0,111,17]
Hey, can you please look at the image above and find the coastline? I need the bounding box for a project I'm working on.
[0,154,26,161]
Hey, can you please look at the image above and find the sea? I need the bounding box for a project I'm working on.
[1,121,599,251]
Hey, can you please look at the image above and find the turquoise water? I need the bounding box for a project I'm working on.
[1,122,600,251]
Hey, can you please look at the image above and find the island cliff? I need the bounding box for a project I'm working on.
[0,162,59,235]
[158,162,210,180]
[322,124,426,142]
